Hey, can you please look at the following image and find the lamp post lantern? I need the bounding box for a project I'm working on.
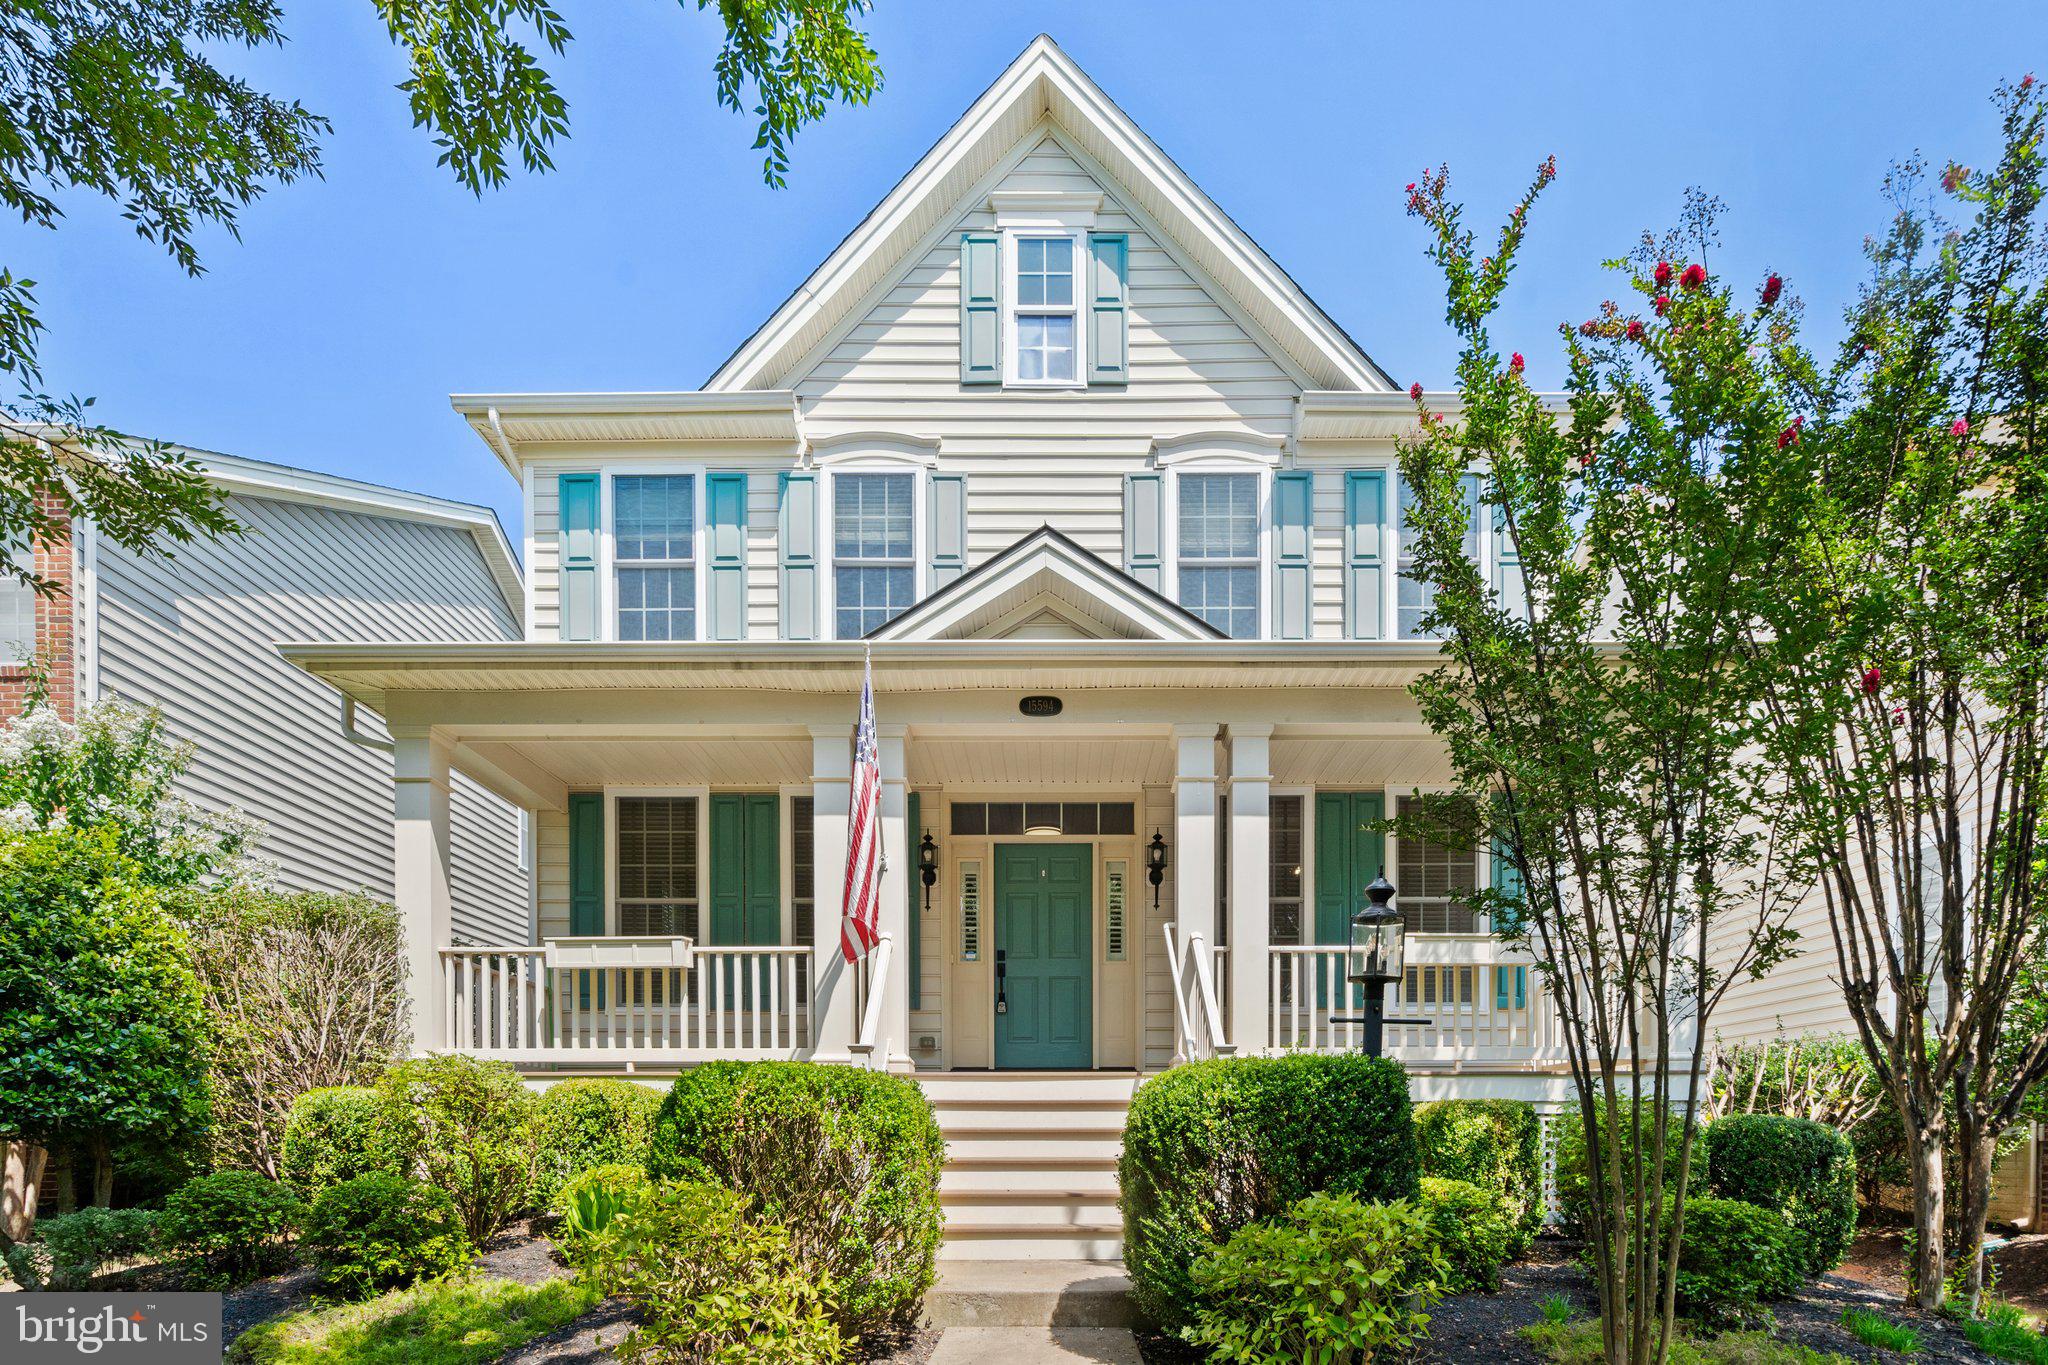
[1345,872,1405,1058]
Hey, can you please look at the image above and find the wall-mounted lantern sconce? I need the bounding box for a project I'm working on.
[918,831,939,911]
[1146,830,1169,909]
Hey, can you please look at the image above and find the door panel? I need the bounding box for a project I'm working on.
[994,844,1093,1069]
[709,794,779,1005]
[1312,792,1385,1006]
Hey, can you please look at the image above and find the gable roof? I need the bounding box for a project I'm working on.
[706,34,1394,395]
[864,525,1223,643]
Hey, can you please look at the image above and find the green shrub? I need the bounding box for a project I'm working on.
[530,1078,662,1208]
[230,1275,598,1365]
[302,1175,470,1299]
[1524,1316,1852,1365]
[1183,1192,1446,1364]
[588,1178,845,1364]
[648,1060,943,1334]
[1963,1300,2048,1365]
[1415,1098,1544,1234]
[281,1087,401,1195]
[1420,1175,1520,1292]
[1118,1052,1417,1330]
[2,1207,159,1290]
[1840,1306,1922,1354]
[376,1054,539,1243]
[1705,1113,1857,1279]
[551,1162,649,1271]
[1554,1098,1692,1234]
[1671,1197,1802,1323]
[162,1170,305,1286]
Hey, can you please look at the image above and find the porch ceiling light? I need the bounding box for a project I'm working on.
[918,831,940,910]
[1146,830,1169,908]
[1347,872,1404,987]
[1024,819,1062,837]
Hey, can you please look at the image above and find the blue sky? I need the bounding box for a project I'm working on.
[14,1,2044,544]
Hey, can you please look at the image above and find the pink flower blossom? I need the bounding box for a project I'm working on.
[1654,295,1671,317]
[1760,274,1783,308]
[1681,263,1707,291]
[1777,416,1805,450]
[1951,418,1969,437]
[1510,353,1525,373]
[1410,382,1424,401]
[1654,261,1674,287]
[1626,319,1644,341]
[1862,666,1883,695]
[1579,320,1598,337]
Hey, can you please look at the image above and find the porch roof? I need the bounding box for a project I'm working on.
[279,638,1455,709]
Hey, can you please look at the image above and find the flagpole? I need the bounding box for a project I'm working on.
[868,643,886,877]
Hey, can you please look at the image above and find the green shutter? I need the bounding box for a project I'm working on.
[707,472,747,641]
[558,473,600,642]
[709,794,780,946]
[1124,472,1165,591]
[778,471,817,640]
[908,791,922,1010]
[1343,470,1386,639]
[929,475,966,587]
[1491,834,1524,934]
[1492,495,1527,622]
[1495,966,1526,1011]
[1274,470,1312,639]
[1088,232,1128,384]
[568,792,605,934]
[960,232,1001,384]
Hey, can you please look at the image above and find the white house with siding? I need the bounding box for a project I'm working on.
[283,35,2022,1257]
[4,448,533,944]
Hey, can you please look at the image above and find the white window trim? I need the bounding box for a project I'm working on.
[987,193,1099,392]
[1161,457,1273,641]
[596,463,710,645]
[603,785,710,938]
[819,456,930,642]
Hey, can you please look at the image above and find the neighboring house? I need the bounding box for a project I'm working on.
[280,35,2034,1254]
[0,448,531,946]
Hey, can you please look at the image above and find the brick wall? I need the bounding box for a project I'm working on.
[0,494,75,722]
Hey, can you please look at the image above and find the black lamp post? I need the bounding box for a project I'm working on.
[917,831,939,911]
[1345,872,1405,1057]
[1146,831,1169,909]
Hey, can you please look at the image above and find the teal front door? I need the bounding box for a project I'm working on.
[994,844,1093,1069]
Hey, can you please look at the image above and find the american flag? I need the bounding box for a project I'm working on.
[839,651,884,962]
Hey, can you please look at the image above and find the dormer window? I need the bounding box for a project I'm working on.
[1011,236,1079,385]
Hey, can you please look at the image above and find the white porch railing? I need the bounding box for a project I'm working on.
[441,941,814,1063]
[848,933,893,1070]
[1163,924,1235,1062]
[1268,938,1563,1062]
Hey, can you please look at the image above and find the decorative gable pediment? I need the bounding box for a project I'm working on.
[865,526,1222,642]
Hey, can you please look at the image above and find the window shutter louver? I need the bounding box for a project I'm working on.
[929,474,967,587]
[1088,232,1128,384]
[777,471,818,640]
[558,473,600,641]
[1273,470,1312,639]
[706,472,747,641]
[960,232,1001,384]
[1343,470,1387,639]
[1123,472,1165,591]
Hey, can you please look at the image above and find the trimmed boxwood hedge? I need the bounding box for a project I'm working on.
[531,1077,663,1209]
[1414,1098,1543,1235]
[280,1086,400,1196]
[1117,1053,1418,1330]
[1671,1196,1803,1320]
[1704,1113,1857,1278]
[647,1060,944,1334]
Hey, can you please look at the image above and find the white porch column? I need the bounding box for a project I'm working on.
[875,725,912,1072]
[1228,725,1272,1055]
[809,725,856,1062]
[393,729,454,1053]
[1173,723,1220,952]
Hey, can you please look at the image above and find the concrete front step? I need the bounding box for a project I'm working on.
[940,1200,1120,1230]
[942,1167,1119,1193]
[918,1073,1141,1104]
[937,1228,1127,1262]
[926,1260,1139,1328]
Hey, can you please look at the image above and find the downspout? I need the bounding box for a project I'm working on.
[485,406,516,470]
[339,696,395,754]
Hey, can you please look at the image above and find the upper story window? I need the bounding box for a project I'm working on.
[834,472,915,638]
[1177,472,1260,639]
[0,548,35,661]
[1012,236,1078,385]
[614,474,697,641]
[1395,474,1484,640]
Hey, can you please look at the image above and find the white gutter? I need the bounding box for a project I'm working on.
[338,696,395,753]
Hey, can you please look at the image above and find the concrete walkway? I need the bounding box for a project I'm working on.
[927,1326,1141,1364]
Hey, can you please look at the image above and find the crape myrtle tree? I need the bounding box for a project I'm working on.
[0,0,882,595]
[1749,76,2048,1314]
[1396,164,1814,1365]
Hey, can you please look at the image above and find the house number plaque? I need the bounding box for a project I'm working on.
[1019,695,1063,717]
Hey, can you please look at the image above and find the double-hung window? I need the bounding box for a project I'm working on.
[614,475,697,640]
[833,472,915,638]
[1177,472,1260,639]
[1011,236,1078,384]
[615,795,699,937]
[1396,475,1480,639]
[0,548,35,661]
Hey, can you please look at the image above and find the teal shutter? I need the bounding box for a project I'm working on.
[908,791,923,1010]
[1087,232,1129,384]
[1123,472,1165,591]
[568,793,604,934]
[1273,470,1312,639]
[1492,495,1527,622]
[777,471,818,640]
[706,472,747,641]
[929,474,966,587]
[1491,834,1525,934]
[1343,470,1386,639]
[960,232,1001,384]
[1495,966,1527,1011]
[558,473,600,641]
